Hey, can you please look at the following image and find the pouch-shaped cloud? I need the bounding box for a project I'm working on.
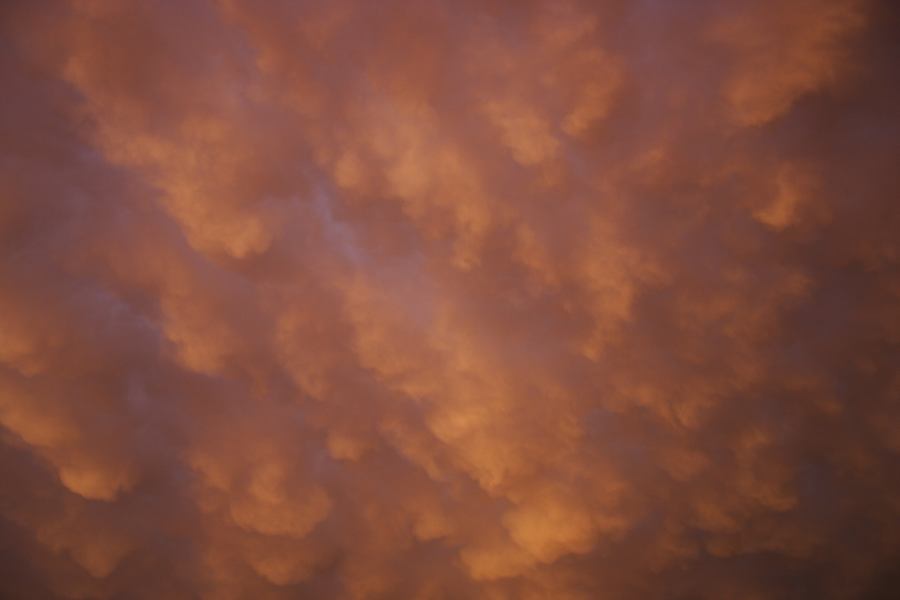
[1,0,898,598]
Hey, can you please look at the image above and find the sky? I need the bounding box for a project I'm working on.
[1,0,898,598]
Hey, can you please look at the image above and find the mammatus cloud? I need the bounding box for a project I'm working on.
[1,0,898,598]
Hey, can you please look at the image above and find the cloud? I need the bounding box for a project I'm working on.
[1,0,898,598]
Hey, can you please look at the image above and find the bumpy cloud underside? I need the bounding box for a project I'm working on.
[1,1,899,598]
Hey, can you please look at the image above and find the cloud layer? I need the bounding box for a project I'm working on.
[1,0,898,598]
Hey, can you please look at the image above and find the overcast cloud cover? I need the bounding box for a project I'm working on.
[1,0,899,598]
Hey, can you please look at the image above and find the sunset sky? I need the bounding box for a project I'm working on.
[1,1,899,598]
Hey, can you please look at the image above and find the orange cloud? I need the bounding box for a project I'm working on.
[1,0,898,598]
